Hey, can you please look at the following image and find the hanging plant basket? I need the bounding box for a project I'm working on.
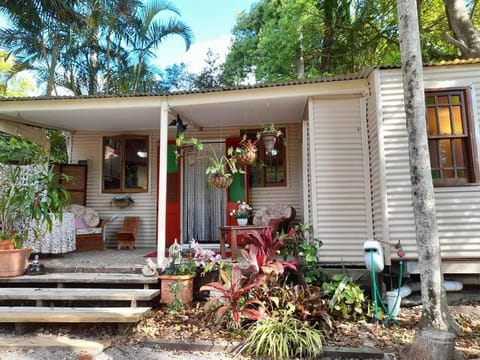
[182,144,198,166]
[208,175,233,188]
[260,132,278,154]
[235,149,257,167]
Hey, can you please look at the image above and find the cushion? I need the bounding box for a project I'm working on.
[74,217,86,229]
[267,217,285,233]
[82,207,99,227]
[76,227,102,235]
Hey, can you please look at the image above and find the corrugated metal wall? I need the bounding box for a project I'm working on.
[71,123,303,248]
[309,96,372,263]
[379,65,480,259]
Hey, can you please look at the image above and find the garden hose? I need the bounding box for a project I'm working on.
[368,250,404,326]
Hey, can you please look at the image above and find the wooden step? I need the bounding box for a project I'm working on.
[0,288,160,307]
[0,273,158,289]
[0,306,151,323]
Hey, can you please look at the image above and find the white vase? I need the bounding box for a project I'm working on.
[237,218,248,226]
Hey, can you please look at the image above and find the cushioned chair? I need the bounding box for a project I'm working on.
[117,216,140,250]
[67,204,106,252]
[252,205,296,234]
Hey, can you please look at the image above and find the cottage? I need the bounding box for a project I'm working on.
[1,60,480,282]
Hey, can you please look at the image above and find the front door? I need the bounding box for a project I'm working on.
[182,142,227,244]
[157,142,181,246]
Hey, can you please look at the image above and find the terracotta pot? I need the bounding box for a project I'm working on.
[208,176,233,188]
[0,247,32,277]
[159,274,195,304]
[0,239,14,250]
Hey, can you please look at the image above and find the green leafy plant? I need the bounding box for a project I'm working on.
[281,223,326,285]
[205,146,241,178]
[236,304,323,360]
[175,132,203,152]
[257,123,283,138]
[200,264,266,328]
[166,281,187,314]
[161,257,197,276]
[322,273,368,321]
[0,136,71,248]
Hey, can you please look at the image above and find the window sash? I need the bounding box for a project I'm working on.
[425,88,478,186]
[103,135,149,193]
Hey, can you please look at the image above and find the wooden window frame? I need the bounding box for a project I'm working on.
[241,129,287,188]
[425,87,479,186]
[102,135,149,193]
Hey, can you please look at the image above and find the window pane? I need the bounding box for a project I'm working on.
[426,96,435,105]
[451,95,461,104]
[443,169,454,178]
[438,107,452,135]
[439,139,452,167]
[457,169,467,178]
[451,105,464,134]
[437,96,449,105]
[124,138,149,190]
[453,139,465,167]
[103,138,122,190]
[429,141,439,168]
[432,170,441,179]
[427,108,438,135]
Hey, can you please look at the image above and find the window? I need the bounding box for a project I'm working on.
[425,88,478,186]
[103,135,149,193]
[242,129,286,187]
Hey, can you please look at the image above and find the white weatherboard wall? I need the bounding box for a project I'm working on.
[71,123,304,248]
[378,65,480,261]
[309,96,372,263]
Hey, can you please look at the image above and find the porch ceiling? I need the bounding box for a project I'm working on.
[0,94,308,132]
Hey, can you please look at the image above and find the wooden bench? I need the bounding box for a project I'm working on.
[0,287,160,307]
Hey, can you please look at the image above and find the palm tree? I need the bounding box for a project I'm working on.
[125,0,193,93]
[0,0,81,95]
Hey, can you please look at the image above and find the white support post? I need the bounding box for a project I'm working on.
[156,101,169,267]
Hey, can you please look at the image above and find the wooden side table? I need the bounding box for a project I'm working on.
[219,225,266,260]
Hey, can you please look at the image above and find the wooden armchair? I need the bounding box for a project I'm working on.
[117,216,140,250]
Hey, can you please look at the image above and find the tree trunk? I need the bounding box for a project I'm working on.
[443,0,480,58]
[396,0,453,333]
[400,328,456,360]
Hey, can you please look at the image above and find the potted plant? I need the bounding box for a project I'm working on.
[229,201,253,226]
[110,194,134,208]
[0,136,71,277]
[257,124,283,155]
[234,136,258,167]
[159,255,198,305]
[205,147,242,188]
[189,239,223,300]
[175,133,203,166]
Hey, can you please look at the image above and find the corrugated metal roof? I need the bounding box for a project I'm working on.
[1,59,479,102]
[0,71,368,102]
[379,57,480,69]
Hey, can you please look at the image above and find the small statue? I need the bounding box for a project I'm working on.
[141,258,158,277]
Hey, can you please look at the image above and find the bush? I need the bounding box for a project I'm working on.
[236,305,323,359]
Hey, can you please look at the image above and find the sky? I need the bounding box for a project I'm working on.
[153,0,258,73]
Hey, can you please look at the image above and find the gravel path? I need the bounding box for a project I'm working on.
[0,346,246,359]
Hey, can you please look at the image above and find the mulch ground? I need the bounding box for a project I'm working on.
[7,300,478,359]
[128,300,480,359]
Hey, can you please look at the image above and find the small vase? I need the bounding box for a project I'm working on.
[237,218,248,226]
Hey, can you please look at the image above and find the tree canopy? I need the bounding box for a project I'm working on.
[222,0,479,85]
